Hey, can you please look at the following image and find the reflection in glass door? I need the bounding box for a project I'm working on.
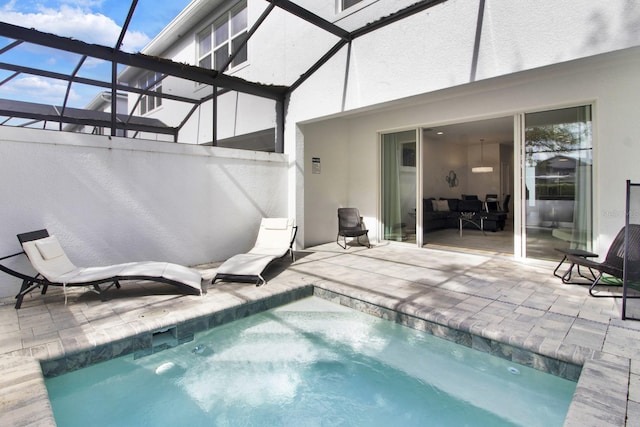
[523,106,593,260]
[381,130,417,243]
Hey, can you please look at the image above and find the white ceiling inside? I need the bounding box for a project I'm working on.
[423,116,513,146]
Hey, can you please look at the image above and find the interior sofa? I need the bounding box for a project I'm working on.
[423,196,506,232]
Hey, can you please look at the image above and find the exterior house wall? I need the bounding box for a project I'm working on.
[283,0,640,247]
[286,0,640,123]
[119,0,640,251]
[302,119,350,246]
[299,47,640,254]
[127,31,197,142]
[0,127,288,298]
[125,2,279,144]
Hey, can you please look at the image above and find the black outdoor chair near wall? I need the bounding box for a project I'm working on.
[560,225,640,297]
[337,208,371,249]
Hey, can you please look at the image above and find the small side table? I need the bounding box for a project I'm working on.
[459,212,484,237]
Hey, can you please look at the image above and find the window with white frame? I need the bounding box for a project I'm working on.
[340,0,364,11]
[138,71,163,115]
[198,1,248,71]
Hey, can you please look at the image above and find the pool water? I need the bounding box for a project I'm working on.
[46,297,576,426]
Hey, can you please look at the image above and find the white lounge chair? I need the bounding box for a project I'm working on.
[13,229,203,306]
[212,218,297,286]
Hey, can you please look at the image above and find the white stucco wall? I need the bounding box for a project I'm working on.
[283,1,640,250]
[287,0,640,124]
[124,2,280,145]
[302,119,350,246]
[298,46,640,255]
[0,128,289,298]
[113,0,640,253]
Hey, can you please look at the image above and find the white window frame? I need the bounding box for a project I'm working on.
[339,0,365,12]
[198,1,248,72]
[138,71,163,115]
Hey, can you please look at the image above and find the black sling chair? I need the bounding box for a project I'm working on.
[561,225,640,298]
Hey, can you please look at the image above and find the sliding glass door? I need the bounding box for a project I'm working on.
[523,106,593,260]
[381,130,418,243]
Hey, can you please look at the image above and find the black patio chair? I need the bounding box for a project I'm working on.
[337,208,371,249]
[561,225,640,297]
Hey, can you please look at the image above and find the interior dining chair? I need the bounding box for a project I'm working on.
[503,194,511,213]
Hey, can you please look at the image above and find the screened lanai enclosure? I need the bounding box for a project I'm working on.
[0,0,618,263]
[0,0,448,152]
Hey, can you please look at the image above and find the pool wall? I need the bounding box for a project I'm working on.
[39,285,581,381]
[313,288,582,381]
[41,286,314,378]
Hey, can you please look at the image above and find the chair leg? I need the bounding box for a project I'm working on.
[589,275,640,298]
[588,273,604,297]
[94,285,108,301]
[337,233,347,249]
[14,279,31,309]
[559,260,597,285]
[560,262,577,283]
[553,255,569,279]
[14,293,24,309]
[14,279,43,309]
[588,273,628,298]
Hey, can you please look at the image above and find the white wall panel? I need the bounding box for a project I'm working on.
[299,47,640,251]
[0,128,288,298]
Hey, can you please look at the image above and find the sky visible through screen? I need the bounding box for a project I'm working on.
[0,0,192,107]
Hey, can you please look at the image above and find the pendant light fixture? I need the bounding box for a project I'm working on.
[472,139,493,173]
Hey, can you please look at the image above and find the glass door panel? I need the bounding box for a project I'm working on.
[382,130,417,243]
[524,106,593,260]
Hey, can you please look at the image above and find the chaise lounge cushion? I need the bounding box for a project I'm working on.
[212,217,297,286]
[249,218,296,257]
[35,237,66,260]
[28,236,77,279]
[214,254,274,278]
[22,235,202,293]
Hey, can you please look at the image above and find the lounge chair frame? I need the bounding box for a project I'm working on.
[1,229,203,308]
[558,225,640,298]
[553,248,599,285]
[212,219,297,286]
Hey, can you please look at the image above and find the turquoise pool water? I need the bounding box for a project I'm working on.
[46,297,576,426]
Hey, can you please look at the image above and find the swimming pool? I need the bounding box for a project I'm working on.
[46,296,576,426]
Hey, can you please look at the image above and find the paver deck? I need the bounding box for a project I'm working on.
[1,242,639,426]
